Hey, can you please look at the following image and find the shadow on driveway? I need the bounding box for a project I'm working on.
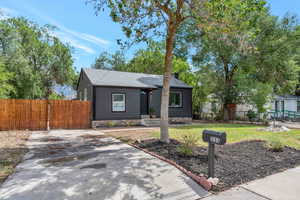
[0,129,208,200]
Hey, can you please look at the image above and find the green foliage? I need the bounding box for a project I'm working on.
[125,121,135,127]
[0,56,14,98]
[178,132,200,156]
[106,121,117,127]
[247,110,257,121]
[149,107,155,115]
[0,17,77,99]
[266,140,284,152]
[48,92,64,100]
[249,83,273,114]
[189,12,300,119]
[93,51,126,70]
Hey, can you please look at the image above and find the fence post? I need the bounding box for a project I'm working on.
[47,101,51,131]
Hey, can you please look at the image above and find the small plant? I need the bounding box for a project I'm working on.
[125,121,135,127]
[247,110,257,122]
[266,140,284,152]
[149,107,156,118]
[106,121,116,127]
[178,133,200,156]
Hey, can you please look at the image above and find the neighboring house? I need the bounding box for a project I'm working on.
[271,95,300,113]
[201,94,300,120]
[77,68,193,127]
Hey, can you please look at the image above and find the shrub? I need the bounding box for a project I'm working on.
[149,107,156,118]
[178,133,200,156]
[266,140,284,152]
[125,121,135,127]
[149,107,155,115]
[106,121,116,127]
[247,110,257,121]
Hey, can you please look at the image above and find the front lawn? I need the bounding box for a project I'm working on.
[136,123,300,191]
[153,123,300,149]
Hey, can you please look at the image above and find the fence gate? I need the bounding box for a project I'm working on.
[0,99,91,130]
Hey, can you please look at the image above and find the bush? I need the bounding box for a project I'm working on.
[178,133,200,156]
[247,110,257,121]
[266,140,284,152]
[125,121,135,127]
[106,121,116,127]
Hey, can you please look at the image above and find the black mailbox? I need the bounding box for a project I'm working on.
[202,130,227,178]
[203,130,226,145]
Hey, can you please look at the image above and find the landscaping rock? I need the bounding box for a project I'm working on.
[207,178,219,186]
[135,139,300,192]
[257,125,290,132]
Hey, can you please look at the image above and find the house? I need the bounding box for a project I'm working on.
[269,95,300,119]
[77,68,193,127]
[201,94,300,121]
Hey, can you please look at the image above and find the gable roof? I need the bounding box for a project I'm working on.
[82,68,193,89]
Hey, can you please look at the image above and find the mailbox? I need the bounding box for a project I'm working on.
[202,130,227,178]
[203,130,226,145]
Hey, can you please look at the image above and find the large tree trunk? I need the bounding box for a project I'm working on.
[223,78,235,121]
[160,22,176,143]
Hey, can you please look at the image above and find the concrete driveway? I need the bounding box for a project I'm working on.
[0,129,208,200]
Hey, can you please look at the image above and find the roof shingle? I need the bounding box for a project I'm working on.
[83,68,193,89]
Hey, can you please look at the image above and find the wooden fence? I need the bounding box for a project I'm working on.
[0,99,91,130]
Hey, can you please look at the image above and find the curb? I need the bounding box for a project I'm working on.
[129,143,212,191]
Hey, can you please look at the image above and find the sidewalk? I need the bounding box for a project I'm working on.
[202,166,300,200]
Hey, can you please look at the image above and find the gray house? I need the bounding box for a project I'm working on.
[77,68,193,127]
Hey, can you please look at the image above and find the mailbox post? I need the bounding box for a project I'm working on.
[202,130,226,178]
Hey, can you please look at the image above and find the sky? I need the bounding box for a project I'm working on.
[0,0,299,72]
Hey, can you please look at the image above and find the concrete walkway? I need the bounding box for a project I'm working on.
[203,166,300,200]
[0,130,208,200]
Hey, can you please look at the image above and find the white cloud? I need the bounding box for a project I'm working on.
[53,31,96,54]
[0,7,18,19]
[61,28,110,46]
[22,5,110,54]
[0,6,110,55]
[79,33,110,45]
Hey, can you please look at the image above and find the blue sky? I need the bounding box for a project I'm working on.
[0,0,299,72]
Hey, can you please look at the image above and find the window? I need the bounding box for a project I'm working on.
[84,88,87,101]
[297,101,300,112]
[169,92,182,107]
[112,93,126,112]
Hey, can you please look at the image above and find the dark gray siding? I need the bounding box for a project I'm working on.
[94,87,141,120]
[77,71,93,101]
[150,88,192,118]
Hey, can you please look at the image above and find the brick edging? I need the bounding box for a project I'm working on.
[129,143,212,191]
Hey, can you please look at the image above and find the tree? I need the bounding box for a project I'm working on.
[93,50,127,70]
[89,0,267,142]
[89,0,194,143]
[0,17,77,99]
[0,56,14,98]
[191,13,300,120]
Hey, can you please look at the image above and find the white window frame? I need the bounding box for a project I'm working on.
[169,91,182,108]
[112,93,126,112]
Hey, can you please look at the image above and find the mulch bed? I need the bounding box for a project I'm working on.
[135,139,300,192]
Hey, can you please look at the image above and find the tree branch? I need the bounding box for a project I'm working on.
[154,0,173,17]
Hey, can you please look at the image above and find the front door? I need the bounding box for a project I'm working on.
[140,90,149,115]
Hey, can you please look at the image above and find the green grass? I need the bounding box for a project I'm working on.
[152,123,300,149]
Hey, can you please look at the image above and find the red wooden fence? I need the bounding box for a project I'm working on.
[0,99,91,130]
